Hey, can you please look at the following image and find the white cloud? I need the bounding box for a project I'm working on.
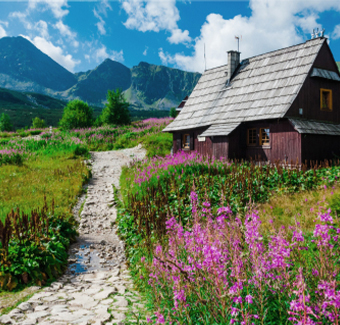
[0,21,7,38]
[143,46,148,56]
[95,45,124,63]
[34,20,49,39]
[28,0,69,19]
[161,0,340,72]
[121,0,191,44]
[332,25,340,39]
[21,35,80,72]
[167,28,191,44]
[93,0,112,35]
[54,20,78,47]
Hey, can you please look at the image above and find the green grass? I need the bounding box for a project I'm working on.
[258,181,340,232]
[0,154,90,221]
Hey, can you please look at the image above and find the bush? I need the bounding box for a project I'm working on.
[169,107,177,118]
[31,117,47,129]
[0,113,13,132]
[59,100,94,130]
[99,89,131,126]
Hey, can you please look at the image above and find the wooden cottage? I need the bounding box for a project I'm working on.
[163,37,340,163]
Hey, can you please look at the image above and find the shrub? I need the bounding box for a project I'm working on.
[31,117,47,129]
[99,89,131,126]
[0,113,13,132]
[59,100,94,130]
[169,107,177,118]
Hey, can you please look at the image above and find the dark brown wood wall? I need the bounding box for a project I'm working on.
[212,136,229,159]
[301,134,340,162]
[194,127,213,156]
[239,120,301,162]
[172,120,302,162]
[286,42,340,123]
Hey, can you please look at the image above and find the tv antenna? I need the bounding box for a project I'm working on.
[235,35,242,52]
[204,43,206,71]
[311,28,325,39]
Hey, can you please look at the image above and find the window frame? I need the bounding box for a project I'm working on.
[247,128,257,146]
[320,88,333,111]
[259,128,270,147]
[182,133,190,150]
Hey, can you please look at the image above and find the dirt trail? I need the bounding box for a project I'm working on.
[0,147,146,325]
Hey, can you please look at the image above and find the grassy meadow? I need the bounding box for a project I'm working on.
[1,117,340,324]
[117,152,340,324]
[0,118,173,292]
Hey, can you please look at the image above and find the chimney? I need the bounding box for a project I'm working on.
[227,50,240,84]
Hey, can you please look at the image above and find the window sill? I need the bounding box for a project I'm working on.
[247,146,271,149]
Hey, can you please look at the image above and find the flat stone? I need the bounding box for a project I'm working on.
[92,306,111,325]
[93,288,116,300]
[18,302,33,311]
[107,276,120,283]
[115,285,126,294]
[100,298,113,305]
[34,305,48,311]
[42,295,59,302]
[27,311,51,319]
[0,315,14,324]
[112,296,128,308]
[70,293,98,309]
[22,319,37,325]
[84,288,101,296]
[111,311,126,321]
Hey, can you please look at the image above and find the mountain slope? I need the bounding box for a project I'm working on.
[337,62,340,72]
[0,87,68,129]
[0,87,170,129]
[65,59,131,104]
[0,36,77,91]
[0,36,200,110]
[125,62,201,110]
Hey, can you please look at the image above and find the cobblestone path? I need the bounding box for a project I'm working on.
[0,147,146,325]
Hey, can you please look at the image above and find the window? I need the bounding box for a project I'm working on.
[182,134,190,149]
[320,89,332,111]
[259,128,270,146]
[247,128,256,146]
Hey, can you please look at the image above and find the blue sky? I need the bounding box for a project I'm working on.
[0,0,339,73]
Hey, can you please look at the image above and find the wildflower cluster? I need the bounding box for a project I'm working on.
[142,194,340,324]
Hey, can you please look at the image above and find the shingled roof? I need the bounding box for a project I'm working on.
[164,38,327,133]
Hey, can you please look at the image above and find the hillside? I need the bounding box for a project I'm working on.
[0,36,76,92]
[0,36,200,110]
[0,87,68,129]
[125,62,201,110]
[65,59,131,104]
[337,62,340,71]
[0,87,170,129]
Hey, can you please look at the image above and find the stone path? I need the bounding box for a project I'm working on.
[0,147,147,325]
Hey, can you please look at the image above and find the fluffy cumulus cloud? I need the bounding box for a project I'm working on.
[21,35,80,72]
[121,0,191,44]
[93,0,112,35]
[160,0,340,72]
[95,45,124,63]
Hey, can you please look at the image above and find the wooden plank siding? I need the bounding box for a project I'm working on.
[240,120,301,162]
[286,42,340,123]
[172,119,302,162]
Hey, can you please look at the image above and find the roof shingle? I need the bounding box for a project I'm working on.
[164,38,326,132]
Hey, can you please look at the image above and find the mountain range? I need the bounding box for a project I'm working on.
[0,36,201,110]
